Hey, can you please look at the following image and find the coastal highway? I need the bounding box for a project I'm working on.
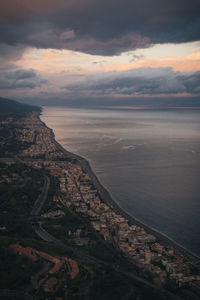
[14,158,180,299]
[28,116,193,299]
[32,223,182,300]
[28,165,181,300]
[33,222,105,264]
[31,175,50,216]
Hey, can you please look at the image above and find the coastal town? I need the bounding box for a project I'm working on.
[1,105,200,300]
[15,112,200,288]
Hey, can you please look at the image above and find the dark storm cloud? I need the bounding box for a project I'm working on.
[0,0,200,55]
[63,67,200,95]
[177,72,200,94]
[0,65,46,90]
[6,69,37,80]
[0,44,26,63]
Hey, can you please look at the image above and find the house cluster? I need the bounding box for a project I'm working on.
[15,112,200,289]
[41,209,65,219]
[15,113,64,158]
[43,160,200,287]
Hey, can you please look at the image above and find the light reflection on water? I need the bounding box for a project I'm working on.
[41,106,200,255]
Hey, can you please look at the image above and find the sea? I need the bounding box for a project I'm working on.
[41,106,200,256]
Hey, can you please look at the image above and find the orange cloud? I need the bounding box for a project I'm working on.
[16,47,200,77]
[16,48,104,74]
[104,50,200,72]
[16,49,81,73]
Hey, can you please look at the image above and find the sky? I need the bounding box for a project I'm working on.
[0,0,200,107]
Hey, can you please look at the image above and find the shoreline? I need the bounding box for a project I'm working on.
[38,111,200,263]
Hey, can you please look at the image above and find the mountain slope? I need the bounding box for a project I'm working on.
[0,97,40,114]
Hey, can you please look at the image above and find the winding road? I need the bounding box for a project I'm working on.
[15,155,182,300]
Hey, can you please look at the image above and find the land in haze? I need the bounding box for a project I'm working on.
[1,97,200,300]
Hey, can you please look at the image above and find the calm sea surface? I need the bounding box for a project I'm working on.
[41,106,200,256]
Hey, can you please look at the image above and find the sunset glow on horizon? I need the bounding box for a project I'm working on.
[0,1,200,105]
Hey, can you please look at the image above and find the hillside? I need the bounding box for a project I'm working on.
[0,97,40,114]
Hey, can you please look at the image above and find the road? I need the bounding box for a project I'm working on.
[25,157,182,299]
[33,223,182,300]
[15,154,182,299]
[31,175,50,216]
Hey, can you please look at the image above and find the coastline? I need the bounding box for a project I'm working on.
[38,111,200,263]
